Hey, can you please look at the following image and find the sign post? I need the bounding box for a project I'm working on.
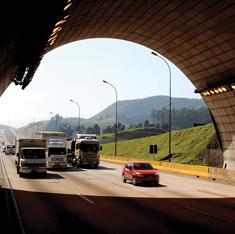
[149,144,158,160]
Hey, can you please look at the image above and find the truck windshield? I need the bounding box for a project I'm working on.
[7,145,15,148]
[21,149,45,159]
[48,147,66,155]
[80,143,99,152]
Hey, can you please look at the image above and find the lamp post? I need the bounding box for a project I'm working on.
[50,112,58,131]
[103,80,118,156]
[70,99,80,132]
[151,51,172,162]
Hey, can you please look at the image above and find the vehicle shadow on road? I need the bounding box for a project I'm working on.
[96,165,116,171]
[45,173,65,180]
[65,165,116,171]
[125,181,167,188]
[21,173,64,180]
[62,166,87,172]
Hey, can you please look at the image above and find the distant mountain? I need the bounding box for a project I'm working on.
[15,95,207,137]
[89,95,207,126]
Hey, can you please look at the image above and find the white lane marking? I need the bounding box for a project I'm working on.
[197,189,228,197]
[48,177,59,183]
[76,193,95,204]
[1,156,26,234]
[185,206,227,222]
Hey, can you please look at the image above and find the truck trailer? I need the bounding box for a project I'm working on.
[15,138,47,177]
[34,131,68,169]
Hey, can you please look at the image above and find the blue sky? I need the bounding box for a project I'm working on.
[0,38,201,128]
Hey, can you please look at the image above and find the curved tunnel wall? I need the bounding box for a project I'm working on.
[49,0,235,168]
[1,0,234,168]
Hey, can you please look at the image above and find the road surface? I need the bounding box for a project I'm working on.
[1,152,235,234]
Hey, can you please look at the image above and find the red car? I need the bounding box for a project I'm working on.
[122,161,159,186]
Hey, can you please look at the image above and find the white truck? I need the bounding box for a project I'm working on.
[67,134,102,168]
[34,131,68,170]
[15,138,47,177]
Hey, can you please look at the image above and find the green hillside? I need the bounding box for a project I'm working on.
[91,95,207,125]
[101,123,215,165]
[15,95,208,136]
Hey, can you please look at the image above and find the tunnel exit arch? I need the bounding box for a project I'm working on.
[46,0,235,169]
[0,0,235,169]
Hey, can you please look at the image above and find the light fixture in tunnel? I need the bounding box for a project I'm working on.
[43,0,72,52]
[195,82,235,97]
[55,20,66,27]
[64,3,72,11]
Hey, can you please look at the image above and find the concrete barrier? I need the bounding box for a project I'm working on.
[100,155,209,179]
[208,167,235,184]
[101,155,235,184]
[152,161,209,179]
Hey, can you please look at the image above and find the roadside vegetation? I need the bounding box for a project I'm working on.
[101,123,215,165]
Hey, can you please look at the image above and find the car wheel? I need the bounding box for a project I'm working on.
[122,176,126,183]
[154,181,159,186]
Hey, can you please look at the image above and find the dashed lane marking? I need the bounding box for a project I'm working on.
[76,193,95,204]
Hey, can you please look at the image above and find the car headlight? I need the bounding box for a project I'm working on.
[135,172,144,177]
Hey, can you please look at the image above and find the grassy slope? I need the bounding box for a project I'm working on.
[101,123,215,165]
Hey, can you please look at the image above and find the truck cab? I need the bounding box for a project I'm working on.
[15,138,47,177]
[69,134,102,168]
[46,139,68,169]
[34,131,68,170]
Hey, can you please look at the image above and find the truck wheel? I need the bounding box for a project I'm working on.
[16,167,19,174]
[19,172,23,178]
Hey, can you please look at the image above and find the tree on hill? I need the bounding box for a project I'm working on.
[59,123,73,139]
[46,114,63,131]
[86,124,101,135]
[150,107,211,129]
[144,120,150,127]
[103,122,126,133]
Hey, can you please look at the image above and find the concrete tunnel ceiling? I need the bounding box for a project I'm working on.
[0,0,235,169]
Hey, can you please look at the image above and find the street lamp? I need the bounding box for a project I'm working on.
[70,99,80,132]
[151,51,172,162]
[103,80,118,156]
[50,112,58,131]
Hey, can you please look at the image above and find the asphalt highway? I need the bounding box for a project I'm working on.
[1,152,235,234]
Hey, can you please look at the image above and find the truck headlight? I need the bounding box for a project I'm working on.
[21,162,27,167]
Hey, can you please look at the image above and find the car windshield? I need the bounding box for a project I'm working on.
[133,163,153,170]
[21,149,45,159]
